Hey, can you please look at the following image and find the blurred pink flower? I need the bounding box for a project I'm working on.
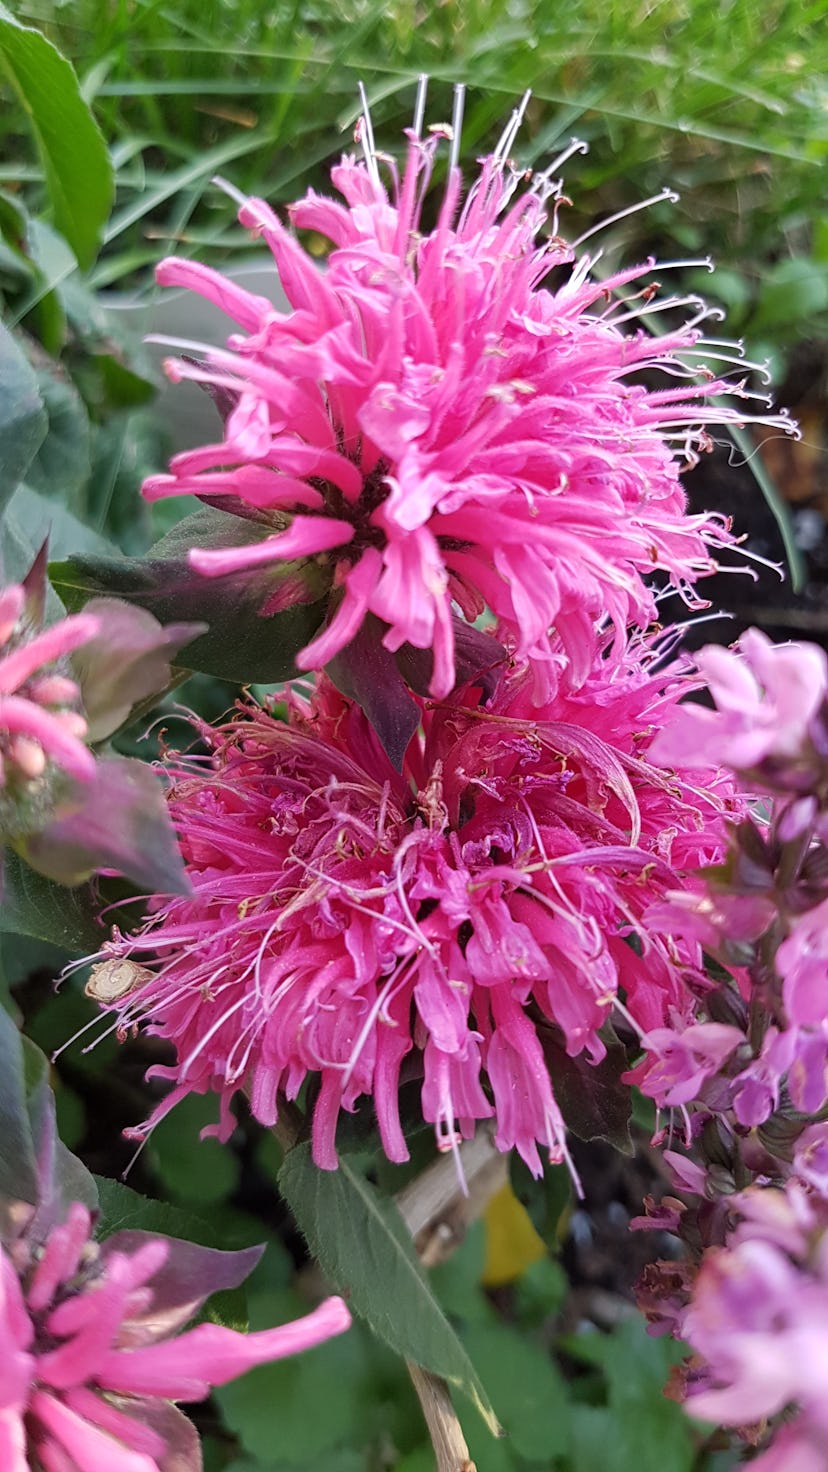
[144,88,791,698]
[0,581,98,795]
[683,1184,828,1469]
[1,1200,349,1472]
[95,646,738,1177]
[652,628,828,776]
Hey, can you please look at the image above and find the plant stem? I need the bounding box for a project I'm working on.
[407,1362,476,1472]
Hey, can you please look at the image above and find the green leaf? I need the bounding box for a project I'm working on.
[0,849,105,952]
[0,1000,39,1205]
[0,5,113,269]
[50,507,330,684]
[278,1143,501,1434]
[565,1318,693,1472]
[539,1024,633,1154]
[6,484,112,566]
[215,1291,369,1465]
[0,321,46,514]
[0,1006,96,1232]
[26,362,91,508]
[149,1092,241,1207]
[462,1322,570,1461]
[750,256,828,337]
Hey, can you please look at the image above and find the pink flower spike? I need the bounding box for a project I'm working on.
[188,516,354,577]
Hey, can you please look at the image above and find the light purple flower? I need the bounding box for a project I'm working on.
[776,898,828,1030]
[683,1184,828,1469]
[623,1021,744,1107]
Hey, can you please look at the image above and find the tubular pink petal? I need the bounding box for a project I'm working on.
[155,257,273,332]
[188,517,353,576]
[0,615,101,695]
[27,1204,92,1313]
[97,1296,352,1399]
[296,548,383,669]
[0,585,24,645]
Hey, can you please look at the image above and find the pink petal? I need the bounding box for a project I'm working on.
[97,1296,351,1400]
[189,517,353,577]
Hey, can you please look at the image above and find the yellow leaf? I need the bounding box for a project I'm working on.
[482,1182,546,1287]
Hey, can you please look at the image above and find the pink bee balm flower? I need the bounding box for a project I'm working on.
[0,1199,349,1472]
[143,83,792,699]
[94,644,739,1178]
[0,580,99,800]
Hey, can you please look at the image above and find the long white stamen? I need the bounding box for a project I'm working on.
[493,88,531,163]
[357,80,380,187]
[533,136,588,187]
[212,174,249,210]
[572,189,680,248]
[449,83,466,172]
[413,74,428,140]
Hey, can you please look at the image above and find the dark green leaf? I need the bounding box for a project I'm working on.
[0,1007,96,1233]
[0,1000,38,1205]
[539,1025,633,1154]
[278,1142,500,1434]
[0,5,113,269]
[327,612,421,770]
[0,849,106,952]
[50,507,330,683]
[0,321,46,513]
[149,1092,241,1207]
[6,484,112,564]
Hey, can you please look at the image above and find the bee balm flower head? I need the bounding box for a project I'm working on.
[145,83,793,702]
[93,642,740,1179]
